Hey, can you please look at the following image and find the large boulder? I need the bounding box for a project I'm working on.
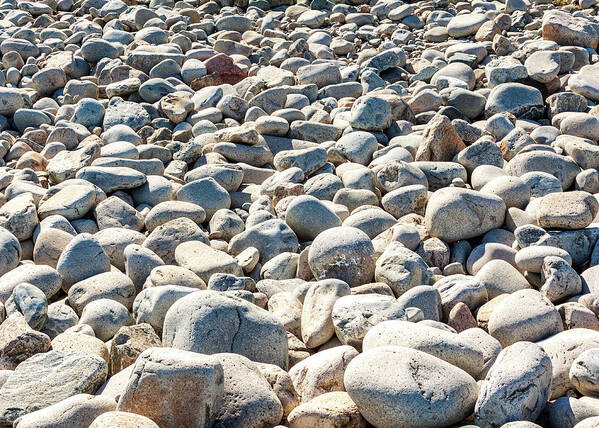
[344,346,478,428]
[117,347,224,428]
[474,341,552,427]
[162,291,288,369]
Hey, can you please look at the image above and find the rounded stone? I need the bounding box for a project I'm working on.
[488,289,563,347]
[308,227,376,287]
[425,187,506,242]
[79,299,134,342]
[285,195,342,242]
[344,346,478,428]
[162,290,288,369]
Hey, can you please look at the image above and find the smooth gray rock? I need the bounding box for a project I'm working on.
[344,346,478,428]
[162,290,288,369]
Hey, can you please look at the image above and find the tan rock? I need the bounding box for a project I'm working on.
[289,345,358,402]
[117,347,224,428]
[89,411,159,428]
[109,323,162,375]
[52,332,109,363]
[33,228,74,268]
[415,114,466,162]
[14,394,115,428]
[256,362,300,419]
[0,313,51,369]
[301,280,350,349]
[287,391,365,428]
[476,294,508,330]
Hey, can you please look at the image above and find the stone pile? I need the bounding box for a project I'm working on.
[1,0,599,426]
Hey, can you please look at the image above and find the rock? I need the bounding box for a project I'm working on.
[89,411,159,428]
[363,320,484,377]
[41,303,78,339]
[544,396,599,428]
[308,227,375,287]
[5,283,47,330]
[515,246,572,274]
[286,391,365,428]
[448,13,488,37]
[0,193,38,241]
[525,51,562,84]
[488,289,562,347]
[415,114,465,162]
[485,83,544,120]
[103,98,151,130]
[344,346,478,428]
[123,245,164,292]
[176,177,231,221]
[0,264,61,303]
[538,329,599,399]
[570,348,599,396]
[0,88,24,116]
[537,191,599,230]
[447,302,477,332]
[162,290,288,369]
[460,328,502,379]
[255,362,299,419]
[67,271,136,315]
[0,351,107,425]
[0,313,51,369]
[144,201,206,232]
[55,233,110,292]
[474,341,552,427]
[285,196,341,242]
[425,187,506,242]
[0,228,20,277]
[289,345,358,402]
[143,218,209,264]
[79,299,133,341]
[476,259,532,299]
[51,332,108,363]
[332,294,406,348]
[542,10,599,49]
[375,242,431,297]
[174,241,242,284]
[33,228,74,268]
[350,96,392,131]
[133,285,198,335]
[13,394,116,428]
[144,265,205,289]
[541,256,582,303]
[212,353,283,427]
[228,219,299,264]
[109,323,161,375]
[396,285,442,321]
[79,161,149,190]
[94,197,144,231]
[117,347,223,428]
[332,132,379,166]
[301,279,350,348]
[433,274,488,319]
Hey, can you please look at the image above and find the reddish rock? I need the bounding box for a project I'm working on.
[415,114,466,162]
[204,54,247,85]
[448,302,477,333]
